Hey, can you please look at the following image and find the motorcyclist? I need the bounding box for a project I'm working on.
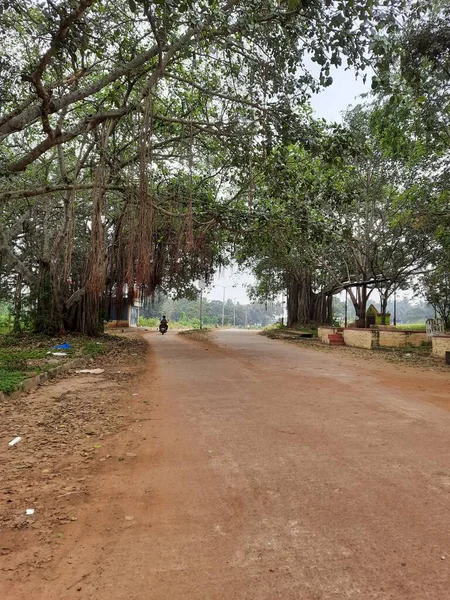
[160,315,168,327]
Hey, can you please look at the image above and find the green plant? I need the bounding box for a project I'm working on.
[0,348,48,369]
[0,369,26,394]
[138,316,159,328]
[81,341,106,357]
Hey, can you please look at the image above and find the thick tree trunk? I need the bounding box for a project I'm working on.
[287,274,331,327]
[353,285,370,328]
[64,288,105,336]
[34,260,67,334]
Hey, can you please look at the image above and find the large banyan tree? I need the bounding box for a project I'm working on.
[0,0,426,334]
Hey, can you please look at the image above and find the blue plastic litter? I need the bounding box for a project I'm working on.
[54,342,71,350]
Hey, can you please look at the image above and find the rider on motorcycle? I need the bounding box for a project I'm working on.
[159,315,168,333]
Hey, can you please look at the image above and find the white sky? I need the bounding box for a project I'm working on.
[207,64,370,303]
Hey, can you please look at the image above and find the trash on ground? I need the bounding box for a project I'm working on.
[25,508,35,516]
[55,342,71,350]
[52,352,67,357]
[8,437,22,447]
[76,369,105,374]
[124,515,134,521]
[132,393,139,396]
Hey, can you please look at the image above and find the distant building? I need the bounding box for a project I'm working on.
[107,286,141,328]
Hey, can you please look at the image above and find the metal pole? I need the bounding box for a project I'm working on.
[344,290,348,328]
[393,290,397,327]
[222,287,225,327]
[199,290,203,329]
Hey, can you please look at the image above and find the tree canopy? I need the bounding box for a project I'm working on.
[0,0,445,334]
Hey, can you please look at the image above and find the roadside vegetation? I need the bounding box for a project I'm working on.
[0,332,128,396]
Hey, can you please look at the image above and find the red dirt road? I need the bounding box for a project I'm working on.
[4,330,450,599]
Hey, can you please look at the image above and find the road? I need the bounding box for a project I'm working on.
[22,331,450,598]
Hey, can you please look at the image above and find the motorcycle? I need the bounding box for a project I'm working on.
[159,323,168,335]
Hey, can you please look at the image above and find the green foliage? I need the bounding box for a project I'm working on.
[0,0,440,336]
[0,348,46,372]
[417,267,450,328]
[138,317,160,328]
[0,369,26,395]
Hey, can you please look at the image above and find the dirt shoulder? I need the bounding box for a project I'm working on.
[0,331,147,578]
[261,328,450,373]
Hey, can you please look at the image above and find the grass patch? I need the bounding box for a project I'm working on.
[77,340,106,358]
[0,369,27,394]
[0,332,116,396]
[396,323,427,331]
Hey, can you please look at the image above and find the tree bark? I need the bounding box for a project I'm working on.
[352,285,370,328]
[286,273,332,327]
[34,260,55,334]
[13,273,23,333]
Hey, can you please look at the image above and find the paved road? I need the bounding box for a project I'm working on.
[36,331,450,598]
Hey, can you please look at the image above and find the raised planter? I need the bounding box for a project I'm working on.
[432,335,450,359]
[343,328,378,349]
[379,330,427,348]
[0,358,85,402]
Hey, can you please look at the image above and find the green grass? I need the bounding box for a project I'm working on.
[78,340,106,357]
[0,369,27,394]
[396,323,427,331]
[0,332,110,396]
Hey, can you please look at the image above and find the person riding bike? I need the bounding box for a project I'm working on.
[160,315,168,327]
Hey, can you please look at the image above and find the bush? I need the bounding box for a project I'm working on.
[139,316,159,328]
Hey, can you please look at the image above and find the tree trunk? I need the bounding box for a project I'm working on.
[380,293,388,325]
[353,285,370,328]
[34,260,53,333]
[34,260,67,334]
[13,273,23,333]
[287,274,331,327]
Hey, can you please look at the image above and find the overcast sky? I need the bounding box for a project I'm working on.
[207,64,370,304]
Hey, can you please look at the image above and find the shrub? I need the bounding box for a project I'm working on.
[139,316,159,328]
